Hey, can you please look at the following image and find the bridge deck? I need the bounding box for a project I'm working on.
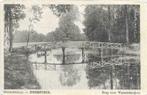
[13,41,125,49]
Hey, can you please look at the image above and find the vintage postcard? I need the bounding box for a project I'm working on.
[0,0,147,95]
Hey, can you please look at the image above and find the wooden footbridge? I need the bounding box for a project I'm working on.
[13,41,140,66]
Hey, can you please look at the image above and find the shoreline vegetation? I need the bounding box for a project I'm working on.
[4,54,41,89]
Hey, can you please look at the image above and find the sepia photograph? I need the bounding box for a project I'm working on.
[4,4,140,89]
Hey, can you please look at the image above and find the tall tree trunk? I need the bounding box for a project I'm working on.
[125,5,129,43]
[108,6,114,89]
[9,18,13,52]
[125,6,131,89]
[6,8,13,52]
[26,31,30,47]
[108,6,111,42]
[26,24,31,47]
[4,21,9,51]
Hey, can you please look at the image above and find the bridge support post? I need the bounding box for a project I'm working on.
[44,50,47,63]
[62,47,66,64]
[35,45,37,50]
[81,48,85,63]
[44,50,47,70]
[35,62,38,70]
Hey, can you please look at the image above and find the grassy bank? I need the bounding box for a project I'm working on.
[4,54,41,89]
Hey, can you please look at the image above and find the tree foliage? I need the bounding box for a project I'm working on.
[48,5,73,17]
[4,4,71,51]
[4,4,25,52]
[26,5,43,47]
[84,6,109,42]
[47,5,86,41]
[84,5,140,43]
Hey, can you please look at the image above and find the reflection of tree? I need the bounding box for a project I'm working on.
[59,65,81,87]
[115,63,140,89]
[86,64,110,89]
[86,53,140,89]
[85,51,111,89]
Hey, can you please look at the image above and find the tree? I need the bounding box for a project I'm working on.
[84,5,110,42]
[84,5,140,89]
[26,5,43,47]
[48,5,84,41]
[111,5,140,43]
[84,5,140,43]
[4,4,25,52]
[27,5,72,42]
[48,5,73,17]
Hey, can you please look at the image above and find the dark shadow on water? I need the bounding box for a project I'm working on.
[85,51,140,89]
[59,65,81,87]
[55,51,81,87]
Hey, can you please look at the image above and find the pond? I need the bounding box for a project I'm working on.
[28,48,140,89]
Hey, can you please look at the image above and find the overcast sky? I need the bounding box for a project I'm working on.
[18,5,85,35]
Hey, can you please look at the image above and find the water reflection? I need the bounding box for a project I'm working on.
[86,53,111,89]
[29,48,140,89]
[55,50,81,87]
[115,63,140,89]
[59,65,81,87]
[85,51,140,89]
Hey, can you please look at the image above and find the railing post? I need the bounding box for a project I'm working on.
[100,47,103,64]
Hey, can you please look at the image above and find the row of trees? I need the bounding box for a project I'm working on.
[13,30,86,43]
[84,5,140,43]
[4,5,140,52]
[13,30,46,42]
[13,5,86,43]
[4,4,74,52]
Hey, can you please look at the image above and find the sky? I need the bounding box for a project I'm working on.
[18,5,85,35]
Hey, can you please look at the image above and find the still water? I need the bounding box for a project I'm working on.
[28,48,116,89]
[28,48,139,89]
[12,42,140,89]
